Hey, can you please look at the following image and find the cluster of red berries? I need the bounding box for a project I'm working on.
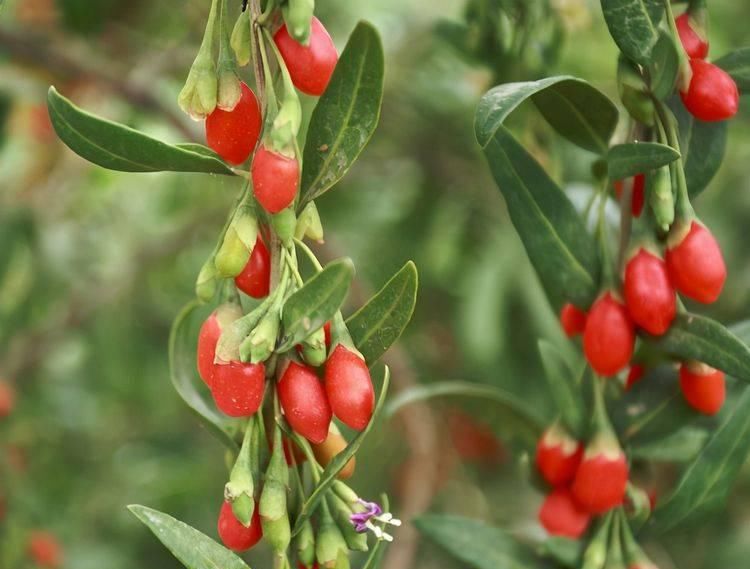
[537,425,630,539]
[205,17,338,214]
[676,12,739,122]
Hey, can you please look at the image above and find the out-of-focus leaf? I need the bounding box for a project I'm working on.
[715,48,750,93]
[600,0,663,66]
[538,340,586,437]
[346,261,418,365]
[128,505,251,569]
[300,22,384,205]
[648,30,679,99]
[415,515,541,569]
[649,388,750,533]
[630,427,709,462]
[47,87,235,175]
[539,537,583,568]
[606,142,679,180]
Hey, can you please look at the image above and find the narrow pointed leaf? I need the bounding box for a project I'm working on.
[346,261,418,365]
[128,505,251,569]
[278,258,355,351]
[645,313,750,381]
[415,515,540,569]
[600,0,663,66]
[538,340,586,437]
[715,47,750,93]
[649,388,750,533]
[606,142,680,180]
[300,21,384,205]
[169,300,239,453]
[47,86,235,175]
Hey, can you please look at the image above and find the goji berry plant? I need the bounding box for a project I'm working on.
[40,1,418,568]
[406,1,750,568]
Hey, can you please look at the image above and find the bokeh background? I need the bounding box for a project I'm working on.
[2,1,750,568]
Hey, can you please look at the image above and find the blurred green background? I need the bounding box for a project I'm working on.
[1,1,750,568]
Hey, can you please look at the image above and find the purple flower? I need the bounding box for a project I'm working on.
[349,499,401,541]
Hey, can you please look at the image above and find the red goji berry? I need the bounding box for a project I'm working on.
[679,361,726,415]
[583,292,635,376]
[278,362,332,444]
[197,312,221,387]
[625,364,645,390]
[211,361,266,417]
[27,531,63,569]
[234,236,271,298]
[665,221,726,304]
[324,345,375,431]
[0,381,15,418]
[274,17,338,96]
[560,303,587,338]
[614,174,645,217]
[538,487,591,539]
[623,248,676,336]
[205,82,262,165]
[676,13,709,60]
[217,500,263,552]
[448,410,505,465]
[571,436,629,514]
[536,425,583,487]
[251,145,299,214]
[680,59,739,122]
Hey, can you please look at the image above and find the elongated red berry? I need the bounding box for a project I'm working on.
[624,249,676,336]
[198,313,221,387]
[274,17,338,96]
[252,145,299,214]
[0,381,15,418]
[218,500,263,552]
[571,434,629,514]
[614,174,645,217]
[205,82,262,165]
[680,59,739,122]
[560,303,587,337]
[211,361,266,417]
[625,364,645,390]
[679,362,725,415]
[538,487,591,539]
[665,221,726,303]
[324,345,375,431]
[27,531,63,568]
[235,236,271,298]
[676,13,709,60]
[583,292,635,376]
[279,362,332,444]
[536,425,583,487]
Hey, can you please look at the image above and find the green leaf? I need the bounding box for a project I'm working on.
[475,76,618,154]
[606,142,680,181]
[538,340,586,437]
[715,47,750,93]
[291,366,390,537]
[346,261,418,365]
[649,388,750,533]
[479,127,600,307]
[300,21,384,205]
[600,0,663,66]
[669,96,728,197]
[539,537,583,569]
[645,313,750,382]
[169,300,239,454]
[384,380,545,447]
[128,505,251,569]
[415,515,541,569]
[278,258,355,352]
[647,30,680,100]
[630,427,709,462]
[47,86,235,175]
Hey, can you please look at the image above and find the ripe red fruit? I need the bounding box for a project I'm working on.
[560,303,587,337]
[217,500,263,552]
[274,17,338,96]
[538,487,591,539]
[234,236,271,298]
[625,364,645,390]
[278,362,332,444]
[571,436,629,514]
[197,312,221,387]
[251,145,299,214]
[323,321,332,347]
[614,174,645,217]
[205,82,262,165]
[211,361,266,417]
[623,249,676,336]
[448,410,505,465]
[676,13,709,60]
[324,345,375,431]
[679,362,726,415]
[680,59,739,122]
[27,531,63,568]
[665,221,726,304]
[0,381,16,418]
[535,426,583,487]
[583,292,635,376]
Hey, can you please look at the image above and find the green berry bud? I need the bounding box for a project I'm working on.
[230,8,252,66]
[295,202,325,243]
[178,52,218,121]
[225,420,256,526]
[332,480,359,506]
[215,227,251,278]
[195,258,218,303]
[316,503,349,569]
[301,327,327,367]
[295,519,316,568]
[260,426,291,553]
[282,0,315,44]
[241,309,280,363]
[271,207,297,248]
[269,92,302,153]
[329,495,368,552]
[648,166,674,233]
[217,65,242,112]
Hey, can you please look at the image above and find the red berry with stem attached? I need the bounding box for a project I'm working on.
[680,59,739,122]
[324,345,375,431]
[679,362,726,415]
[571,434,629,514]
[205,82,262,165]
[252,145,299,214]
[624,248,676,336]
[274,17,338,96]
[538,487,591,539]
[665,221,726,304]
[279,362,332,444]
[535,425,583,487]
[676,13,709,60]
[560,303,587,337]
[583,292,635,376]
[0,381,15,418]
[218,500,263,552]
[211,361,266,417]
[27,531,63,568]
[234,236,271,298]
[614,174,645,217]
